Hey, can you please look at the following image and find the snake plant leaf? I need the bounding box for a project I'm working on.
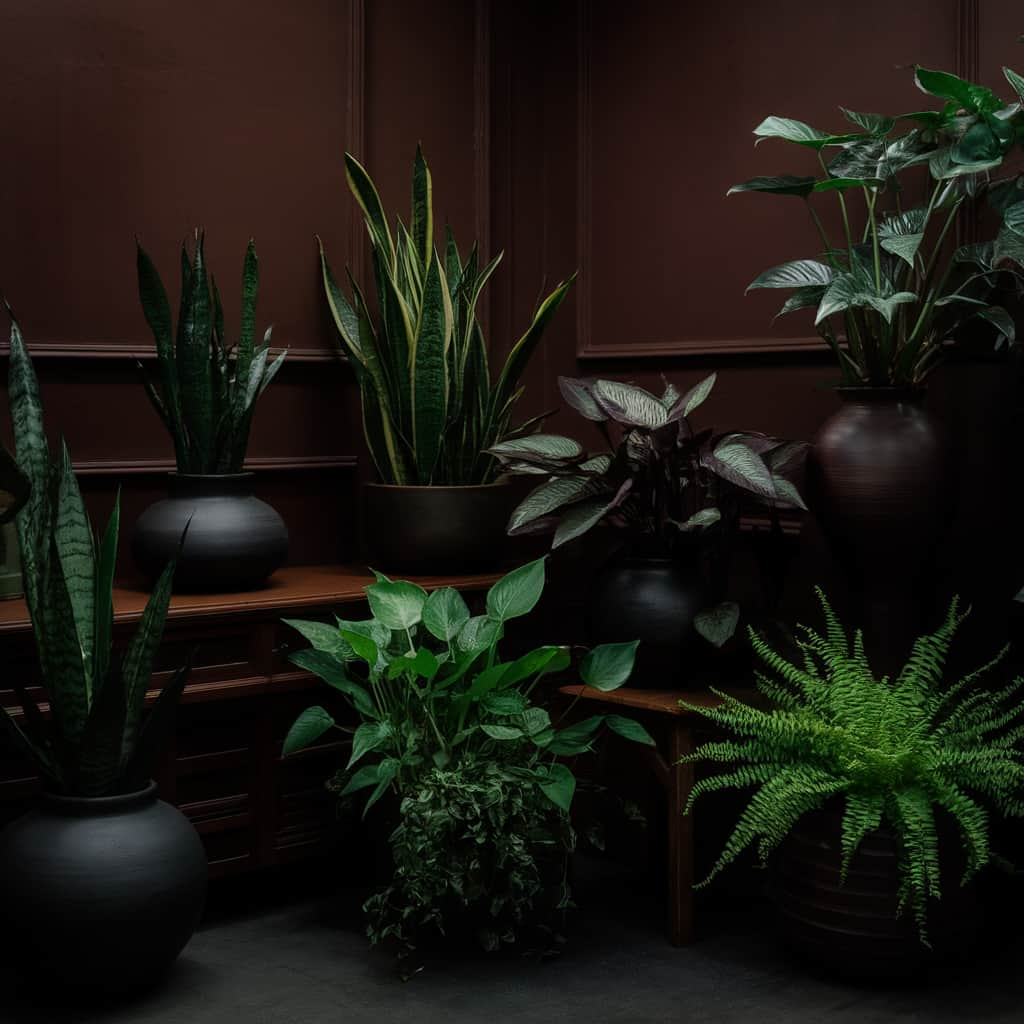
[727,175,817,197]
[120,557,175,767]
[238,238,259,367]
[93,497,119,695]
[55,441,95,699]
[0,707,60,787]
[379,256,417,428]
[177,233,214,471]
[75,658,127,796]
[0,445,29,526]
[410,143,433,265]
[122,658,192,789]
[345,152,396,269]
[412,252,451,482]
[747,259,834,292]
[317,238,361,359]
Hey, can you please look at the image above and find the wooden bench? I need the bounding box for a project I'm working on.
[558,684,735,946]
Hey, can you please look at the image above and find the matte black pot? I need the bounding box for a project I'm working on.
[770,804,981,978]
[132,472,288,592]
[363,480,514,574]
[0,782,208,992]
[585,553,707,688]
[808,389,950,673]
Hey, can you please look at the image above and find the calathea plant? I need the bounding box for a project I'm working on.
[281,557,654,957]
[3,318,189,796]
[318,146,575,485]
[733,63,1024,384]
[682,590,1024,942]
[136,230,286,473]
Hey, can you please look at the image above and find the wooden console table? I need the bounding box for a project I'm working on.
[0,565,500,877]
[559,684,730,946]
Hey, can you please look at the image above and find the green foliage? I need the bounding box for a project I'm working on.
[3,319,190,796]
[319,146,575,485]
[136,231,286,474]
[683,590,1024,944]
[733,63,1024,384]
[281,557,653,955]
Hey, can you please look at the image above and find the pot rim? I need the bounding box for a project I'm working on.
[169,472,255,482]
[41,780,159,815]
[834,385,926,400]
[365,478,510,492]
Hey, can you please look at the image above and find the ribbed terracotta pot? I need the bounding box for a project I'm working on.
[363,480,515,575]
[132,472,288,592]
[770,804,981,978]
[807,388,950,673]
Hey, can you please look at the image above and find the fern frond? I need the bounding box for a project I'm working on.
[840,791,885,882]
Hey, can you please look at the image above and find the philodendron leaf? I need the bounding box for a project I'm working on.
[1003,199,1024,236]
[1004,67,1024,105]
[537,762,576,812]
[546,715,605,756]
[747,260,833,292]
[591,380,667,429]
[775,286,827,320]
[839,107,895,135]
[694,601,741,648]
[580,640,640,691]
[864,292,918,324]
[673,508,721,531]
[558,376,606,421]
[914,66,1003,115]
[879,208,928,268]
[386,646,439,681]
[727,175,816,197]
[282,706,336,755]
[813,176,883,192]
[422,586,471,642]
[457,614,503,653]
[670,372,716,420]
[508,476,598,534]
[489,434,585,462]
[552,494,616,549]
[704,439,776,499]
[347,720,393,769]
[975,305,1016,345]
[283,618,351,661]
[752,117,860,150]
[340,628,380,669]
[366,578,427,631]
[605,714,656,747]
[288,648,376,718]
[481,723,525,740]
[486,557,546,623]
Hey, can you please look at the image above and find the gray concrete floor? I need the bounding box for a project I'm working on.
[3,858,1023,1024]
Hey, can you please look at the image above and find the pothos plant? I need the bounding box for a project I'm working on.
[281,557,654,959]
[682,590,1024,943]
[488,373,808,645]
[733,63,1024,384]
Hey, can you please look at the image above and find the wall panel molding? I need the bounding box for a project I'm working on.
[73,455,358,477]
[0,340,348,363]
[346,0,367,285]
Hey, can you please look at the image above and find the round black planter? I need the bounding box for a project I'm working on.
[585,553,707,688]
[0,782,208,992]
[363,480,514,574]
[132,472,288,592]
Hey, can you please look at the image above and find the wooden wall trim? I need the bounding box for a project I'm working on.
[474,0,493,334]
[72,455,358,477]
[0,340,346,363]
[956,0,981,246]
[347,0,367,283]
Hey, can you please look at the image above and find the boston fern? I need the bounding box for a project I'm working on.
[318,146,575,485]
[3,319,189,796]
[683,589,1024,942]
[733,64,1024,385]
[281,557,653,956]
[136,230,286,474]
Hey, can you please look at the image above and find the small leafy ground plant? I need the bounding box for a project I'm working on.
[281,557,654,960]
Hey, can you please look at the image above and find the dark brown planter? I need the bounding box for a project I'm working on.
[807,388,951,673]
[363,480,515,575]
[770,804,981,978]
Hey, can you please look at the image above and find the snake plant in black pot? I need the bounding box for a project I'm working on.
[132,230,289,591]
[318,146,575,573]
[489,373,807,686]
[0,318,206,992]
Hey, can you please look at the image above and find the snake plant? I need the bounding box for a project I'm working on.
[318,145,575,485]
[2,317,189,796]
[136,231,286,474]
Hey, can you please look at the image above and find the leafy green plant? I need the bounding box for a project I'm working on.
[136,230,286,474]
[318,146,575,485]
[281,557,653,955]
[682,589,1024,942]
[2,318,190,796]
[733,64,1024,384]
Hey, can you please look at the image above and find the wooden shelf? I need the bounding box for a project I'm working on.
[0,562,503,635]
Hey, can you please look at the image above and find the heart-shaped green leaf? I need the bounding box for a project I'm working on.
[580,640,639,691]
[486,557,546,623]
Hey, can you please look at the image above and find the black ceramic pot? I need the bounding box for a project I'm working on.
[770,804,981,978]
[363,480,514,574]
[808,388,950,673]
[0,782,208,992]
[585,552,708,688]
[132,472,288,592]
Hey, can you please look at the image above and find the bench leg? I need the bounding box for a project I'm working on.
[666,723,695,945]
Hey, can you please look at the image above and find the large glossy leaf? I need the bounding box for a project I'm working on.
[975,304,1016,344]
[753,116,860,150]
[671,372,716,420]
[347,720,393,769]
[1004,67,1024,105]
[422,587,471,642]
[412,252,451,482]
[558,376,606,420]
[508,475,599,533]
[490,434,584,463]
[580,640,639,691]
[547,715,605,756]
[366,578,427,631]
[288,648,376,717]
[775,286,827,319]
[840,108,894,135]
[456,614,503,654]
[929,146,1003,180]
[813,176,882,193]
[694,601,741,648]
[864,291,918,324]
[704,439,776,499]
[605,715,656,746]
[283,706,336,755]
[727,175,816,197]
[878,208,928,268]
[497,645,571,689]
[536,762,576,812]
[283,618,351,661]
[914,66,1003,115]
[486,557,546,623]
[552,494,615,549]
[747,260,833,292]
[591,379,667,428]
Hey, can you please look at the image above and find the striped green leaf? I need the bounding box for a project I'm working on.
[93,497,119,695]
[177,234,214,471]
[345,152,396,269]
[412,252,451,482]
[124,659,192,788]
[410,144,433,265]
[76,659,127,796]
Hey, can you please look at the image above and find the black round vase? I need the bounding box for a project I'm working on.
[132,472,288,592]
[585,553,707,688]
[0,782,208,992]
[363,480,514,575]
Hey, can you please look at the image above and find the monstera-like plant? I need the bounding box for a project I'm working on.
[131,231,289,590]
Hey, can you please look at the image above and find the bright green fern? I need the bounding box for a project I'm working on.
[683,589,1024,943]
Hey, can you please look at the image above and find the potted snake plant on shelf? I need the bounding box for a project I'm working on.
[281,557,654,969]
[732,62,1024,669]
[683,589,1024,977]
[318,145,575,573]
[133,230,288,591]
[0,318,206,992]
[489,373,807,686]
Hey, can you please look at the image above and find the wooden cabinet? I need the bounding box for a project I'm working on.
[0,564,498,877]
